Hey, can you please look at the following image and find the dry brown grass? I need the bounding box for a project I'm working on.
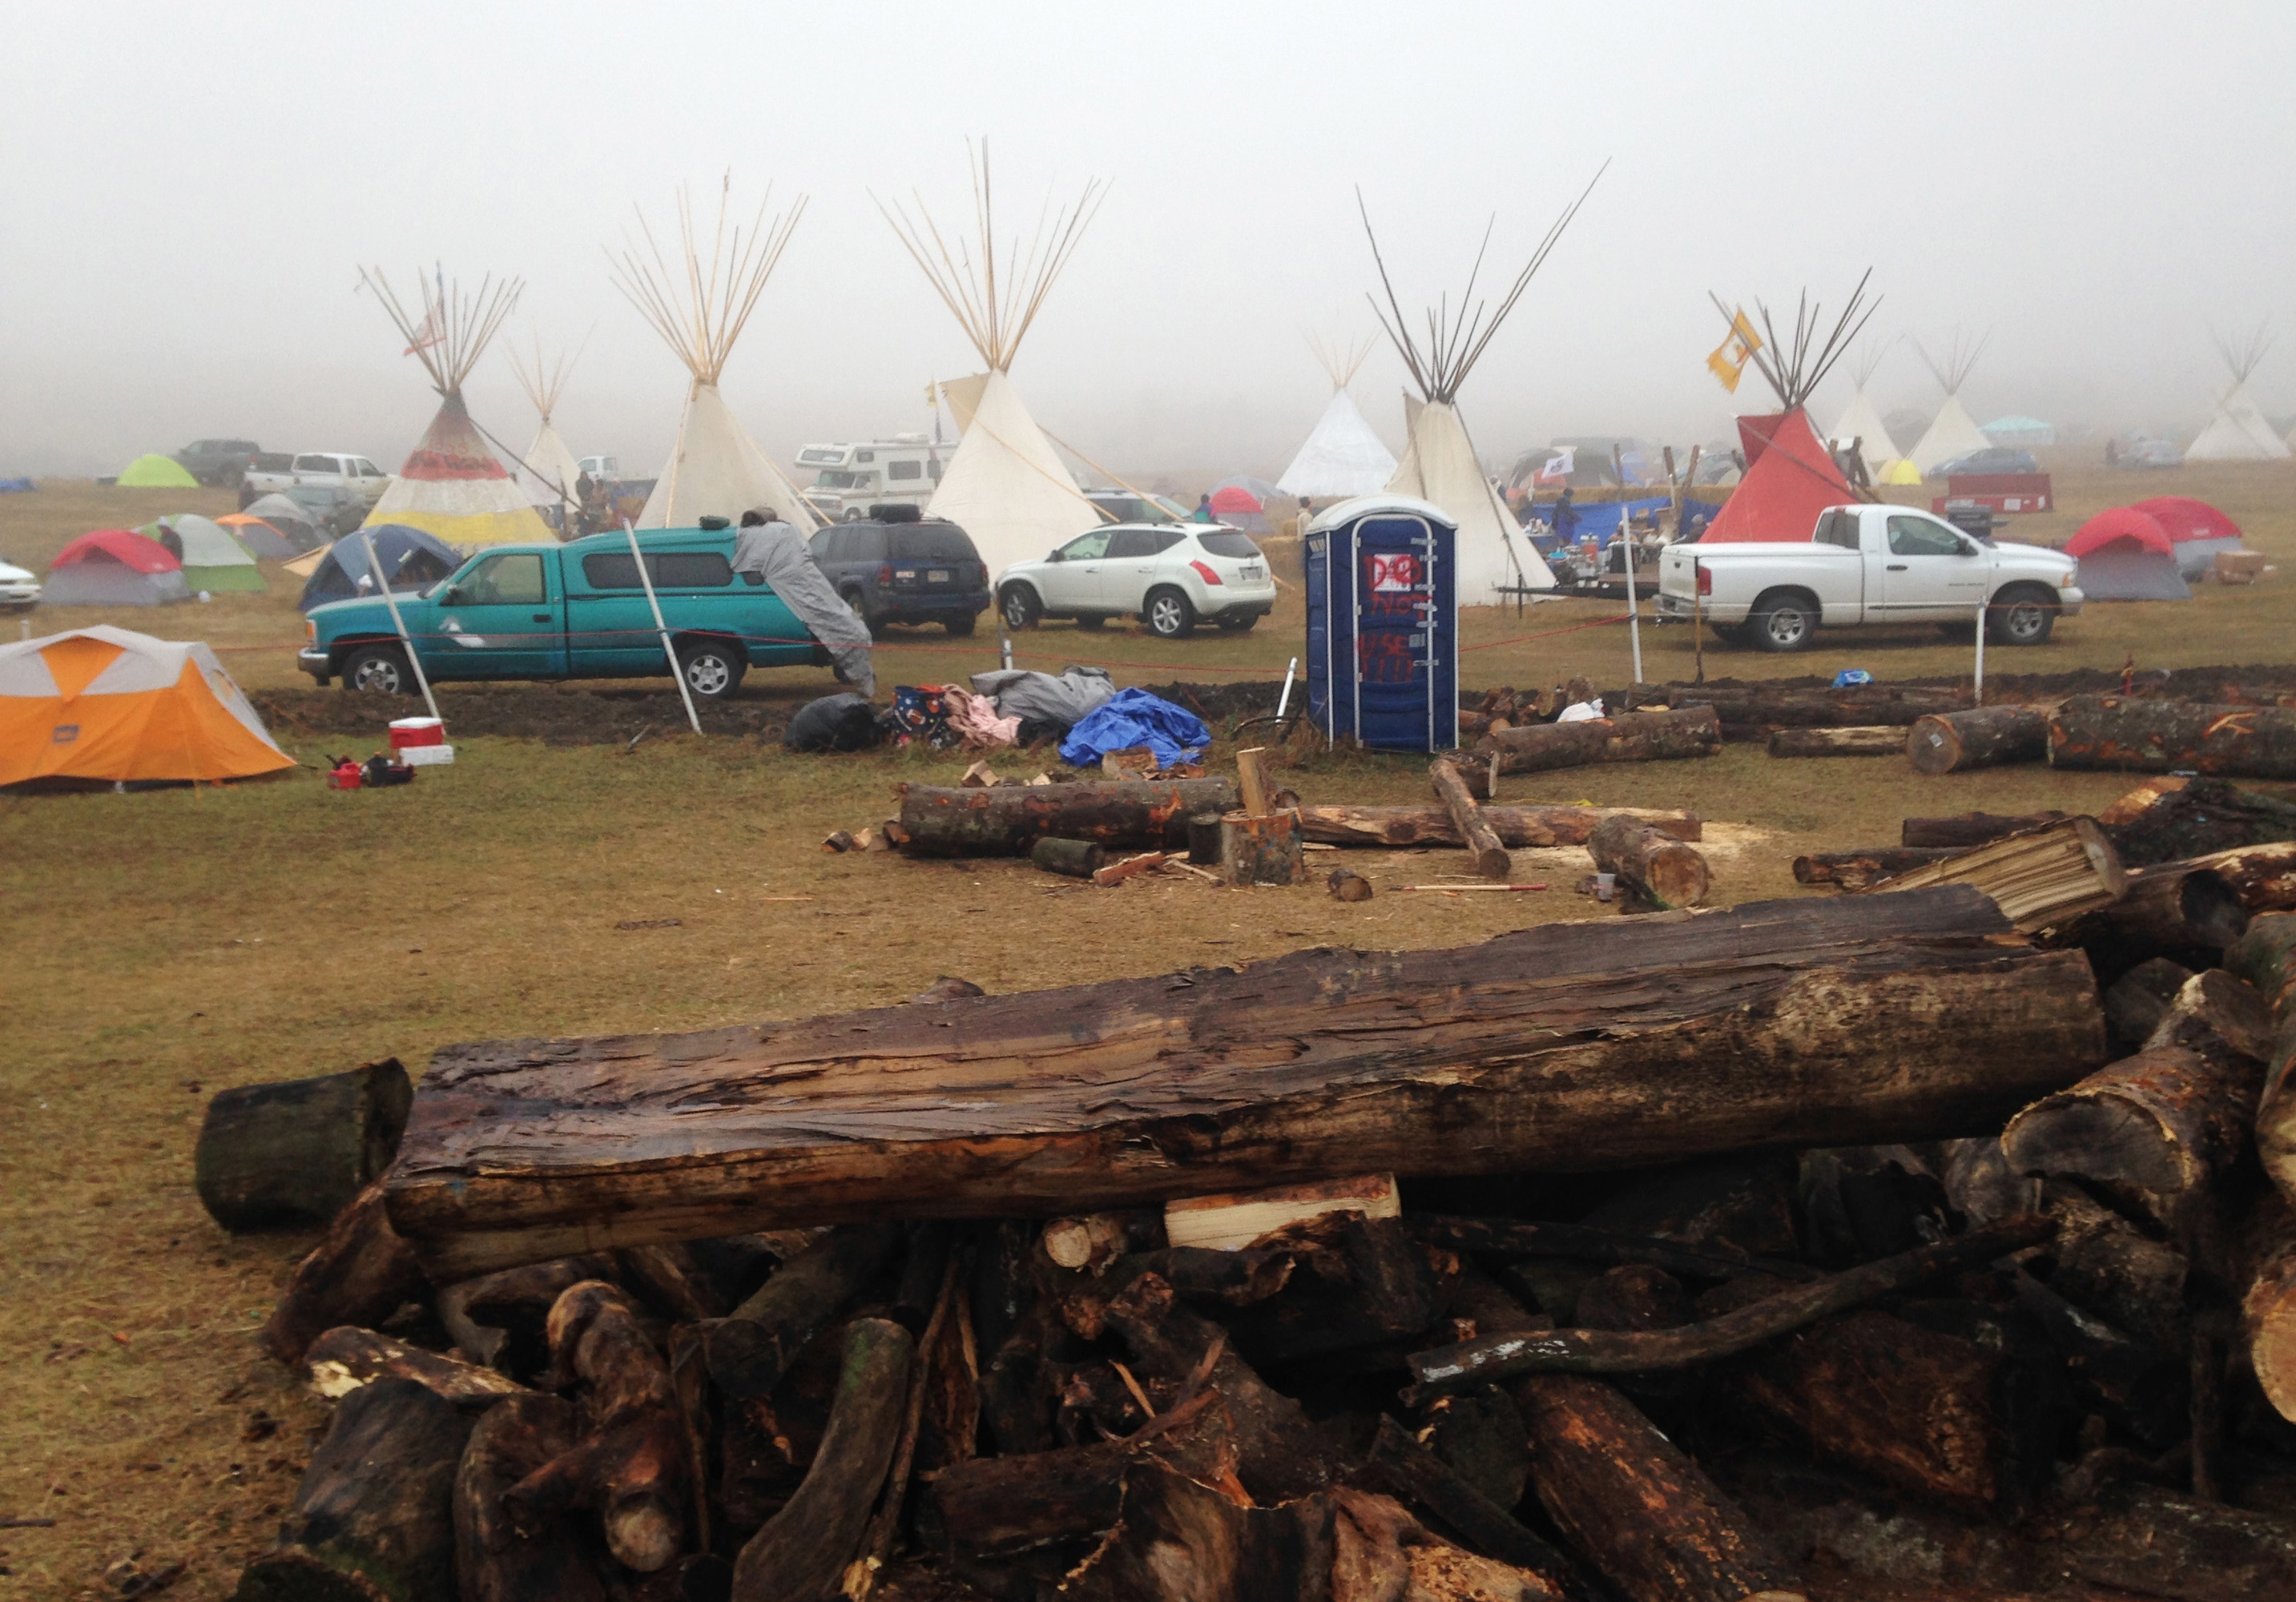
[2,459,2294,1596]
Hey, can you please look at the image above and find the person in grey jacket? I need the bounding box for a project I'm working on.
[734,509,876,698]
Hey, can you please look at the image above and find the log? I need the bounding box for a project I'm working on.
[2242,1200,2296,1423]
[1864,817,2127,932]
[1906,707,2051,775]
[706,1222,903,1399]
[455,1393,607,1602]
[2102,956,2197,1046]
[2010,1270,2186,1449]
[2230,914,2296,1211]
[1296,802,1698,848]
[1671,682,1972,729]
[2043,1483,2296,1599]
[1588,813,1710,911]
[195,1058,412,1233]
[1430,756,1513,879]
[233,1378,472,1602]
[732,1318,913,1602]
[1166,1173,1400,1252]
[1474,704,1721,783]
[441,1254,611,1378]
[304,1326,530,1409]
[1327,868,1374,902]
[385,888,2106,1278]
[1186,811,1225,866]
[1061,1459,1337,1602]
[1901,811,2071,849]
[1353,1415,1578,1588]
[1404,1214,2056,1399]
[1794,848,1961,890]
[1517,1375,1808,1602]
[2050,859,2251,980]
[2049,694,2296,779]
[1766,725,1907,758]
[895,777,1239,857]
[2189,839,2296,913]
[1220,809,1307,886]
[2039,1182,2189,1352]
[2098,774,2296,865]
[261,1179,429,1367]
[1207,1214,1442,1367]
[1029,836,1106,879]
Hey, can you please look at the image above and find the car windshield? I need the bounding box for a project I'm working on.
[1196,531,1261,559]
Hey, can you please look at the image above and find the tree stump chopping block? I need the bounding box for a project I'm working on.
[1430,756,1512,880]
[1907,706,2051,775]
[1222,810,1307,887]
[1589,812,1710,911]
[196,1058,413,1233]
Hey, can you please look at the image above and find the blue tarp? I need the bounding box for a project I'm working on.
[1058,688,1210,770]
[0,477,34,493]
[1518,496,1676,551]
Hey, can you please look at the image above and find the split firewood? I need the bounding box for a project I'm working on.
[1091,850,1166,887]
[456,1393,607,1602]
[961,759,1001,787]
[195,1058,412,1233]
[1295,803,1689,848]
[1236,746,1274,818]
[304,1326,530,1409]
[706,1222,903,1399]
[1863,816,2128,932]
[858,826,893,852]
[2050,694,2296,779]
[1429,756,1512,879]
[821,830,856,853]
[1167,1174,1400,1252]
[897,778,1238,856]
[1587,812,1710,910]
[1900,810,2071,849]
[234,1378,473,1602]
[1766,725,1906,758]
[261,1180,429,1366]
[504,1280,686,1572]
[1905,706,2050,775]
[731,1317,912,1602]
[1327,868,1375,902]
[1029,836,1106,879]
[1330,1487,1569,1602]
[1792,847,1961,890]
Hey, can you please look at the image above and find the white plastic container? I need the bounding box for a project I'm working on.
[400,743,455,767]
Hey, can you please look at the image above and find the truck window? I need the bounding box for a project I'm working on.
[888,460,922,481]
[1815,510,1859,549]
[456,552,547,606]
[849,528,888,562]
[580,551,735,590]
[810,529,844,562]
[1887,515,1964,557]
[892,525,975,562]
[356,460,383,477]
[292,454,332,473]
[855,450,876,464]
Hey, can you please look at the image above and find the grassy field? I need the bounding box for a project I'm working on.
[2,458,2293,1596]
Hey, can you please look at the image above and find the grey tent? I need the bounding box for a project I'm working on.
[734,514,876,697]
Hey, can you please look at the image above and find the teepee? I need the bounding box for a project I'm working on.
[2187,328,2290,461]
[880,144,1108,577]
[1906,332,1994,476]
[360,268,552,547]
[613,179,820,531]
[1277,332,1396,499]
[1826,343,1903,481]
[1701,275,1878,544]
[506,333,586,523]
[1362,171,1605,599]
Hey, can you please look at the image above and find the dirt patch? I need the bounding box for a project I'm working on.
[249,684,814,747]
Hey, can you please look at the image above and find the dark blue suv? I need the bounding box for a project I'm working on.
[808,506,989,636]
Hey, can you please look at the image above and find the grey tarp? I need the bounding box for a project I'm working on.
[734,517,876,698]
[969,666,1117,727]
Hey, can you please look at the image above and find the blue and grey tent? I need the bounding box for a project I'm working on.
[298,525,462,613]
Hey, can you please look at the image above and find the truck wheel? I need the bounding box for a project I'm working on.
[340,643,414,695]
[999,585,1041,631]
[1748,592,1817,653]
[1989,586,2057,646]
[944,610,977,637]
[676,639,747,700]
[1709,622,1749,646]
[1145,587,1196,640]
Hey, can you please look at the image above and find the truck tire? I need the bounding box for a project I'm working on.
[1709,622,1750,646]
[1144,586,1196,640]
[999,584,1042,631]
[1988,585,2057,646]
[340,643,414,695]
[1747,590,1818,653]
[944,610,977,638]
[676,638,747,701]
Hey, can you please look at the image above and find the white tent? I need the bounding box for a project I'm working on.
[1278,332,1396,500]
[1907,333,1994,475]
[1826,345,1903,480]
[2187,328,2291,461]
[612,181,821,531]
[506,335,586,518]
[881,144,1109,578]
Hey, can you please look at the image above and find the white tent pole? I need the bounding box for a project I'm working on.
[626,520,703,735]
[1617,445,1642,685]
[1973,597,1986,706]
[359,529,441,723]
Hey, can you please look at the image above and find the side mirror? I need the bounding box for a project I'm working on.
[1046,549,1063,562]
[439,586,463,606]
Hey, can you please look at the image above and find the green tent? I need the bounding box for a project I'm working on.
[117,453,199,488]
[137,516,265,593]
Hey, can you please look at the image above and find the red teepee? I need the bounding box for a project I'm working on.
[1701,409,1855,543]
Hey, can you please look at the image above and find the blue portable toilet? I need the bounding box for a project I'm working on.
[1304,495,1459,752]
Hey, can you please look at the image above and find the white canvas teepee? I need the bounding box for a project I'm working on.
[1827,345,1903,479]
[1359,172,1606,598]
[1278,332,1396,500]
[506,334,586,517]
[880,145,1108,578]
[360,268,553,548]
[1907,333,1994,475]
[2187,328,2291,461]
[612,180,820,530]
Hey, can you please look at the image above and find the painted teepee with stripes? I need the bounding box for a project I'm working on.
[361,267,552,547]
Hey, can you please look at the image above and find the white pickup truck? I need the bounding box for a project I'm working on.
[1656,503,2082,652]
[243,452,393,508]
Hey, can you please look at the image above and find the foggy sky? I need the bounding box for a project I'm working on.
[6,1,2293,481]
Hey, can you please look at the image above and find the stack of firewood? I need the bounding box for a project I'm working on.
[212,876,2296,1601]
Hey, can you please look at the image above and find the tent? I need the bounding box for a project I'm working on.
[506,334,586,522]
[219,495,325,558]
[1878,457,1924,485]
[1700,411,1858,543]
[882,150,1111,576]
[2185,328,2290,461]
[1276,332,1397,500]
[358,267,554,546]
[2064,508,2191,601]
[46,529,191,606]
[1206,485,1269,534]
[137,515,264,592]
[0,626,294,788]
[1982,416,2056,448]
[298,524,462,612]
[116,453,199,489]
[2133,495,2248,580]
[613,184,821,533]
[1907,333,1994,475]
[1827,345,1905,481]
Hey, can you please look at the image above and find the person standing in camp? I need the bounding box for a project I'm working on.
[1192,493,1214,522]
[1553,487,1579,545]
[734,509,876,698]
[1292,494,1314,537]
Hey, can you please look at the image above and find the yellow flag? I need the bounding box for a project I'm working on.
[1706,311,1762,393]
[925,378,939,405]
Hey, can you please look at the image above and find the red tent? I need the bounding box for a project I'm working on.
[2131,496,2240,546]
[1699,409,1855,543]
[1208,485,1263,514]
[45,529,191,606]
[52,529,182,574]
[2064,507,2188,601]
[2064,507,2172,557]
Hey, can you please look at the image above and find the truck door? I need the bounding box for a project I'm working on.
[566,547,672,676]
[1878,512,1987,621]
[426,550,566,678]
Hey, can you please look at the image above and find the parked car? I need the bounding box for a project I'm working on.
[1654,503,2080,652]
[276,484,369,537]
[2111,435,2184,469]
[0,558,40,612]
[1931,445,2040,477]
[807,507,987,636]
[1084,489,1191,525]
[243,452,392,508]
[997,523,1276,638]
[300,526,828,700]
[175,438,262,488]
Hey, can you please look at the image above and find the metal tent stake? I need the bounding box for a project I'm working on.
[359,529,441,723]
[626,520,703,735]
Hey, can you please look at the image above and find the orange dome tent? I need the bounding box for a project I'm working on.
[0,626,296,788]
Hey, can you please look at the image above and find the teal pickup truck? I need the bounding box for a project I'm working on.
[298,526,827,700]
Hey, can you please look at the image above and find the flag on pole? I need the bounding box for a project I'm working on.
[1706,310,1762,392]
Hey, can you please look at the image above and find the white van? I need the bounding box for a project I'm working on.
[796,435,947,521]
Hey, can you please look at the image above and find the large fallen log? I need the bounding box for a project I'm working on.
[1766,726,1906,759]
[1295,802,1701,848]
[1863,816,2127,933]
[2047,859,2252,980]
[1588,812,1710,910]
[384,888,2105,1278]
[1906,706,2051,775]
[894,778,1239,857]
[2098,774,2296,864]
[1900,811,2070,849]
[1472,704,1721,783]
[2050,694,2296,779]
[1670,682,1972,729]
[1794,849,1961,890]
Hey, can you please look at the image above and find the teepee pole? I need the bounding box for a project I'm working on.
[625,521,704,735]
[359,529,441,723]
